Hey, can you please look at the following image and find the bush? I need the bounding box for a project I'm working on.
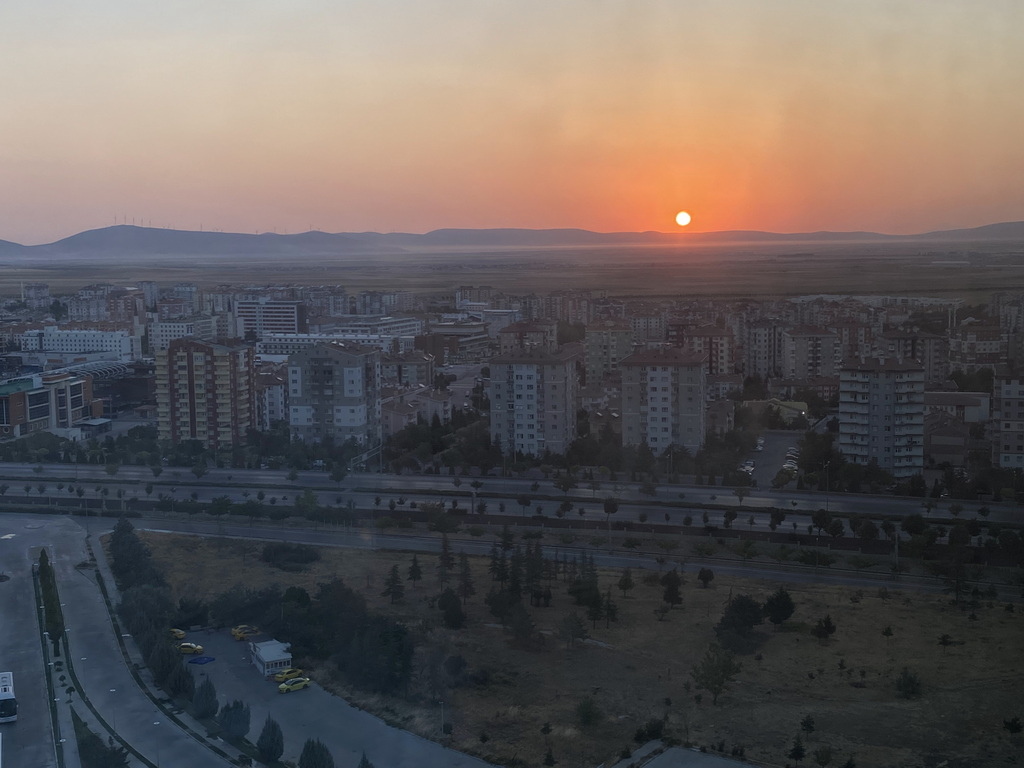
[261,542,321,570]
[576,697,604,727]
[895,668,921,699]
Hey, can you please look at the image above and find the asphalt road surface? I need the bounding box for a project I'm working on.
[0,519,59,768]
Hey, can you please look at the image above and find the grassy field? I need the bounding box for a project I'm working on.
[4,239,1024,297]
[140,529,1023,768]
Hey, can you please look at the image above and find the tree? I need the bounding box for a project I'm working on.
[723,509,737,529]
[603,497,619,529]
[192,678,218,719]
[191,461,209,480]
[788,735,806,764]
[660,568,683,609]
[895,668,921,699]
[801,714,815,734]
[407,554,423,587]
[218,699,251,741]
[457,552,475,603]
[733,487,750,504]
[576,697,603,727]
[764,587,795,629]
[438,587,466,629]
[559,611,589,648]
[690,644,742,705]
[618,567,635,598]
[811,615,837,643]
[697,567,715,588]
[357,753,376,768]
[256,715,284,763]
[718,594,763,636]
[298,738,336,768]
[382,565,405,604]
[602,587,618,627]
[814,746,833,767]
[437,533,455,584]
[509,602,536,644]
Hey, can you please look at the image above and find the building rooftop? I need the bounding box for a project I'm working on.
[620,347,707,366]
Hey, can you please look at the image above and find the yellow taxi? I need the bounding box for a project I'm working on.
[278,677,311,693]
[169,628,186,640]
[231,624,260,641]
[177,642,204,655]
[273,668,304,683]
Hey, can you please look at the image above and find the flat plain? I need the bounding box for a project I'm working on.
[141,529,1023,768]
[3,238,1024,297]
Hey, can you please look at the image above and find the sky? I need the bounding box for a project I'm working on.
[2,0,1023,244]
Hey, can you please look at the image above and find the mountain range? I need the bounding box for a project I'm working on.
[1,220,1023,258]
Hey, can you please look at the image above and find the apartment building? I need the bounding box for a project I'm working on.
[874,329,949,386]
[148,316,217,353]
[234,299,308,339]
[489,346,580,457]
[781,326,839,379]
[681,325,734,375]
[838,356,924,477]
[156,339,256,449]
[498,320,558,354]
[992,368,1024,469]
[585,319,634,383]
[620,347,707,455]
[288,341,382,446]
[17,326,142,361]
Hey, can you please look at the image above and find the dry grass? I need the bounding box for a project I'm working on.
[141,531,1024,768]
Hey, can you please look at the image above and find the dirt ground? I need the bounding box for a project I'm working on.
[140,530,1024,768]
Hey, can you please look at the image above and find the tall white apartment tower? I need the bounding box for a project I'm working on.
[288,341,381,446]
[620,347,707,455]
[838,356,924,477]
[489,347,579,457]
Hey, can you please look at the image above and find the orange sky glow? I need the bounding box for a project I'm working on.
[1,1,1022,244]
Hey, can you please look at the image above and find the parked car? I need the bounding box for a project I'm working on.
[169,628,186,640]
[278,677,312,693]
[177,642,204,655]
[273,668,305,683]
[231,624,260,641]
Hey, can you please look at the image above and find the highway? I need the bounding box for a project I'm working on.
[0,460,1017,536]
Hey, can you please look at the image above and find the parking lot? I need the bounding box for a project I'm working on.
[746,429,803,489]
[186,630,494,768]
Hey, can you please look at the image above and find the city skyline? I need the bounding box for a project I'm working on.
[3,1,1023,245]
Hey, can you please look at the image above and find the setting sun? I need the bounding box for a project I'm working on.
[675,211,692,227]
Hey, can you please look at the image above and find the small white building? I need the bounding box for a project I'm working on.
[249,639,292,678]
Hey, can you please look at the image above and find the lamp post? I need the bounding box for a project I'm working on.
[153,722,162,767]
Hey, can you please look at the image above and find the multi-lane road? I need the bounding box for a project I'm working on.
[0,455,1016,534]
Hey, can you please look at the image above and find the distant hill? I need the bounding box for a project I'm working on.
[36,225,379,256]
[3,220,1023,259]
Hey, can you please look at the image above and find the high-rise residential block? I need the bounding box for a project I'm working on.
[489,347,579,457]
[156,339,255,449]
[838,356,924,477]
[620,347,707,455]
[288,341,381,446]
[585,320,635,383]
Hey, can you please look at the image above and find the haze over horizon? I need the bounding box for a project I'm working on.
[2,1,1022,246]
